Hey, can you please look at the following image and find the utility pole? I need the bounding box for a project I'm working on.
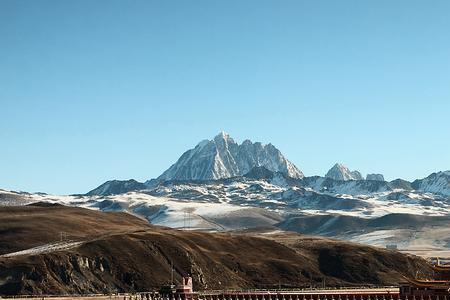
[182,207,195,230]
[60,232,68,242]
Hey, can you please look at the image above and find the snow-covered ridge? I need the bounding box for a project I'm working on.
[2,167,450,230]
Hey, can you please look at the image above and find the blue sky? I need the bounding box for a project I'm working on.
[1,0,449,194]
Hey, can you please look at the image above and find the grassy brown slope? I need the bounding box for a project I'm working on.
[0,203,151,255]
[253,232,431,285]
[0,205,433,296]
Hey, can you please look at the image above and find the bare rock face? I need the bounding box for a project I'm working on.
[154,132,303,182]
[366,174,385,181]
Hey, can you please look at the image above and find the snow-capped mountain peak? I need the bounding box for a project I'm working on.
[325,163,363,181]
[155,132,304,182]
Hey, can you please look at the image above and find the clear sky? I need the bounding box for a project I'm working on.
[1,0,449,194]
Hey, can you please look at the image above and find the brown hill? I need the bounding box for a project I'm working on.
[0,204,432,296]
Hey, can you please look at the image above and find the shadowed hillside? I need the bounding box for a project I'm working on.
[0,204,433,296]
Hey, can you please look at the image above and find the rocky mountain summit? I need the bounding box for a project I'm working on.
[325,163,364,181]
[155,132,303,181]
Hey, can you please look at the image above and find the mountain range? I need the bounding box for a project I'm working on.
[1,132,449,253]
[87,132,449,198]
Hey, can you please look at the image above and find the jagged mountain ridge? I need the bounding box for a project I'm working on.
[154,132,303,182]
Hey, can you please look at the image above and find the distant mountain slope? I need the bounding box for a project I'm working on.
[277,213,450,253]
[412,171,450,197]
[389,179,413,190]
[86,179,146,196]
[278,213,450,236]
[277,214,367,235]
[154,132,303,182]
[301,175,391,194]
[0,205,432,295]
